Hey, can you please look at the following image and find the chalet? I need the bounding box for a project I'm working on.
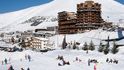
[30,37,48,50]
[22,37,53,51]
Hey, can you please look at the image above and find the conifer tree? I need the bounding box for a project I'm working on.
[89,40,95,51]
[103,43,110,55]
[111,41,119,54]
[104,47,109,55]
[83,42,88,50]
[98,42,104,52]
[104,36,110,55]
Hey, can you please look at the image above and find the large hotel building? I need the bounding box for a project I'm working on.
[58,0,112,34]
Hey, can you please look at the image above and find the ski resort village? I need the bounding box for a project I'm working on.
[0,0,124,70]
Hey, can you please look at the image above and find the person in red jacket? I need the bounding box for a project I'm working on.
[94,64,97,70]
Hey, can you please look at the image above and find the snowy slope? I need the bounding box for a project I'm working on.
[0,0,124,31]
[1,16,58,32]
[0,49,124,70]
[49,29,124,48]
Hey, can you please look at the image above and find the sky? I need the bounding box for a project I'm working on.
[115,0,124,4]
[0,0,123,14]
[0,0,53,13]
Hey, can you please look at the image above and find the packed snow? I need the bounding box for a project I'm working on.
[49,29,124,48]
[0,49,124,70]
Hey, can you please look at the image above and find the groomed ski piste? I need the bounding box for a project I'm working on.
[0,48,124,70]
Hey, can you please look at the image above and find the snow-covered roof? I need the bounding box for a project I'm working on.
[34,37,48,41]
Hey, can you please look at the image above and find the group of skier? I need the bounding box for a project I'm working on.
[1,54,119,70]
[88,59,98,70]
[8,65,30,70]
[56,55,120,70]
[88,59,98,66]
[74,57,82,62]
[1,58,10,65]
[25,54,31,62]
[1,54,32,70]
[106,58,118,64]
[57,55,70,66]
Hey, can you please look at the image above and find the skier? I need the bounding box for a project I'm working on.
[4,58,7,64]
[94,64,97,70]
[86,50,88,54]
[8,65,14,70]
[75,57,78,61]
[106,58,109,62]
[109,59,113,63]
[88,59,90,66]
[25,54,28,60]
[28,55,31,62]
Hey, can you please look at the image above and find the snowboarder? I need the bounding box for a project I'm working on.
[4,58,7,64]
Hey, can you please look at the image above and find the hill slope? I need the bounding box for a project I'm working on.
[0,0,124,32]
